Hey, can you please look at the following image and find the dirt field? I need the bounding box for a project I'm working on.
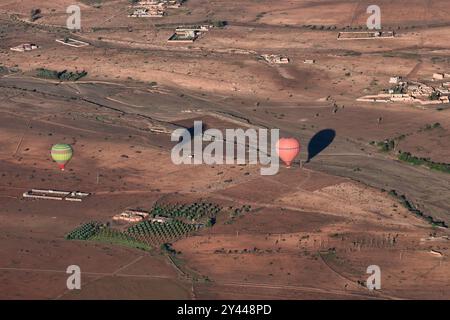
[0,0,449,299]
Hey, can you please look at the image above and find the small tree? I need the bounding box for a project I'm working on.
[206,217,216,227]
[209,20,227,28]
[30,8,42,22]
[429,91,440,101]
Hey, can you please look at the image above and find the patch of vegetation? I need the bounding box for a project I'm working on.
[388,190,448,228]
[0,66,9,75]
[374,139,396,152]
[90,227,150,251]
[128,219,200,246]
[36,68,87,81]
[398,151,450,174]
[207,20,228,28]
[127,202,223,245]
[160,243,177,254]
[372,123,443,154]
[65,222,149,250]
[65,221,101,240]
[255,12,266,20]
[205,217,216,227]
[65,201,223,250]
[225,205,252,224]
[422,122,441,131]
[329,233,341,238]
[319,248,337,261]
[429,91,441,101]
[341,50,362,57]
[387,84,407,94]
[80,0,102,7]
[30,8,42,22]
[150,202,222,222]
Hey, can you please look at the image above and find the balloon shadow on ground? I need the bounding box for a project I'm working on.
[176,122,208,146]
[187,122,207,140]
[306,129,336,163]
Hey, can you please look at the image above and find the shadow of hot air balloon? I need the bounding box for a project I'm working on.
[306,129,336,163]
[177,122,207,146]
[187,122,207,139]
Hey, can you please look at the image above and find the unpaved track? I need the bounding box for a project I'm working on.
[217,281,388,300]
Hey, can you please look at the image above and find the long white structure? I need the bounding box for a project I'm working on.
[23,189,90,202]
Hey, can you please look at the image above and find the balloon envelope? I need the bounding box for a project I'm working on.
[276,138,300,167]
[51,144,73,171]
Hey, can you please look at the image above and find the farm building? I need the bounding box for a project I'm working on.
[168,30,199,43]
[150,215,172,223]
[261,54,290,64]
[176,25,212,32]
[10,43,39,52]
[113,210,150,223]
[389,76,402,84]
[23,189,90,202]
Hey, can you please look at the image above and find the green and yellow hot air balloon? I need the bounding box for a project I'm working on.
[51,143,73,171]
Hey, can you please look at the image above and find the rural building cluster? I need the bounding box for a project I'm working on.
[113,210,150,222]
[129,0,183,18]
[11,38,89,53]
[358,74,450,105]
[111,207,204,228]
[112,209,173,223]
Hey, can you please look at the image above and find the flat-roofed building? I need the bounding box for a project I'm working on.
[389,76,402,84]
[261,54,290,64]
[168,30,199,43]
[113,210,150,223]
[10,43,39,52]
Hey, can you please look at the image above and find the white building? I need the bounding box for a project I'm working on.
[10,43,39,52]
[437,87,450,95]
[433,73,445,80]
[389,76,402,84]
[261,54,290,64]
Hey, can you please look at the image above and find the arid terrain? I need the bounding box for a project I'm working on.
[0,0,449,300]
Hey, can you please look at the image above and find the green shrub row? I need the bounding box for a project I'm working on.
[65,221,101,240]
[398,152,450,174]
[36,68,88,81]
[388,190,447,228]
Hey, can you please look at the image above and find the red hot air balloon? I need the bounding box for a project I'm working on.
[276,138,300,167]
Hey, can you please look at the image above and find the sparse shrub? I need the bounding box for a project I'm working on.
[207,20,227,28]
[36,68,87,81]
[30,8,42,22]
